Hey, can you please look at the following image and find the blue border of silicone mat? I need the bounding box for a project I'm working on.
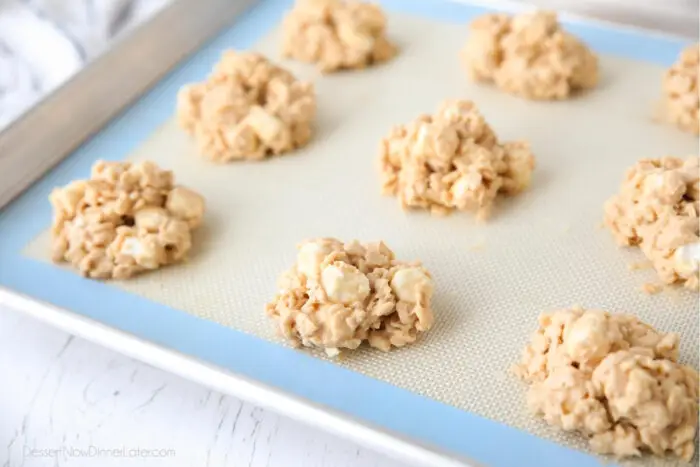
[0,1,691,466]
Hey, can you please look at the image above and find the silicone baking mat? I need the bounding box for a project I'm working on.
[3,1,699,466]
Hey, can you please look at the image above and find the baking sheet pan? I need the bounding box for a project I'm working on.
[1,1,698,466]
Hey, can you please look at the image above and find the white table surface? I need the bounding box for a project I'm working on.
[0,1,697,466]
[0,304,404,467]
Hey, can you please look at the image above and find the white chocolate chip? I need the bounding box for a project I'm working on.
[321,263,370,304]
[391,267,432,302]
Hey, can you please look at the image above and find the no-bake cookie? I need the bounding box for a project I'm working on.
[461,11,599,100]
[662,44,699,134]
[379,99,536,219]
[266,238,434,356]
[604,156,699,291]
[515,307,699,461]
[177,51,316,162]
[282,0,397,73]
[50,161,205,279]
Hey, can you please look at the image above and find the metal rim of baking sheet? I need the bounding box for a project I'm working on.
[0,1,695,467]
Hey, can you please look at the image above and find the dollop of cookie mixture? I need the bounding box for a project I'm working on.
[266,238,434,356]
[604,156,699,291]
[515,307,699,461]
[379,99,535,219]
[282,0,397,73]
[50,161,205,279]
[662,44,699,134]
[177,51,316,162]
[461,10,599,100]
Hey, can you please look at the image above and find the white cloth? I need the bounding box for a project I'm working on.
[0,0,168,129]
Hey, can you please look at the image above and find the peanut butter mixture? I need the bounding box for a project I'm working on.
[281,0,397,73]
[266,238,434,356]
[516,307,699,461]
[50,161,205,279]
[379,99,535,219]
[604,156,699,291]
[662,44,699,134]
[177,51,316,162]
[461,11,599,100]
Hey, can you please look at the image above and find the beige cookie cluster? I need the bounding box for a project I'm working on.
[177,51,316,162]
[516,307,699,461]
[662,44,699,134]
[266,238,434,356]
[379,100,536,219]
[461,11,598,100]
[604,156,699,290]
[281,0,396,73]
[50,161,205,279]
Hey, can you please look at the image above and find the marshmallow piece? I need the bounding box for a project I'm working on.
[122,237,160,269]
[391,267,432,302]
[246,106,285,143]
[297,242,328,277]
[134,207,170,231]
[674,243,700,274]
[413,124,432,156]
[565,312,613,362]
[321,263,370,304]
[644,171,686,204]
[336,24,375,54]
[121,237,145,257]
[452,173,482,198]
[166,187,206,228]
